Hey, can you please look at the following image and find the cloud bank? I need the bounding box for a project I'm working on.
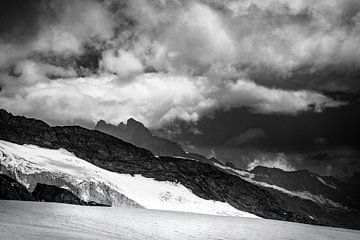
[0,0,357,127]
[247,153,296,172]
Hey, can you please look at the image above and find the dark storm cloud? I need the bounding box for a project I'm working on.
[182,91,360,150]
[1,0,357,127]
[226,128,267,146]
[0,0,43,44]
[0,0,359,177]
[169,91,360,176]
[0,0,115,66]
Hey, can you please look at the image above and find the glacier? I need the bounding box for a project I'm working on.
[0,140,258,217]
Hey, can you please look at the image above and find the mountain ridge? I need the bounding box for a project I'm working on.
[0,109,294,220]
[1,109,360,229]
[95,118,214,164]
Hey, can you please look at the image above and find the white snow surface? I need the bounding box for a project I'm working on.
[0,140,258,218]
[1,200,359,240]
[213,163,345,209]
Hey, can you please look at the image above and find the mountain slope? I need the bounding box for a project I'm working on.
[0,140,255,217]
[348,172,360,185]
[0,110,288,219]
[214,163,360,229]
[250,166,360,209]
[1,109,359,229]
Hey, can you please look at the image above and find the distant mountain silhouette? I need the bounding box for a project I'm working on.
[95,119,213,163]
[250,166,360,209]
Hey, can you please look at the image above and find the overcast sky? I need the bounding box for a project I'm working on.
[0,0,359,176]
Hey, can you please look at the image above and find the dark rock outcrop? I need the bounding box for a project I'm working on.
[32,183,109,206]
[0,173,107,206]
[1,109,359,229]
[33,183,87,205]
[0,174,35,201]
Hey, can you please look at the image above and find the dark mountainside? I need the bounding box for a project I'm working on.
[348,172,360,185]
[0,174,103,206]
[95,119,212,163]
[251,166,360,209]
[1,109,360,229]
[0,174,35,201]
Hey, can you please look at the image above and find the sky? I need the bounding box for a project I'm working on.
[0,0,359,177]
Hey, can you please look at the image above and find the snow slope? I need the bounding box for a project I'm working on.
[1,200,359,240]
[0,140,257,217]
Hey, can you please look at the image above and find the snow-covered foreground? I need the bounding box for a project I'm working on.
[0,140,256,217]
[1,201,359,240]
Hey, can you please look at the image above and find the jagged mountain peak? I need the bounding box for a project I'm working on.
[95,118,190,158]
[96,118,151,135]
[95,119,107,127]
[94,118,219,164]
[126,117,144,127]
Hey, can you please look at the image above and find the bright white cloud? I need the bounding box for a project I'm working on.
[100,50,143,77]
[0,0,115,62]
[124,0,360,75]
[0,70,342,127]
[221,80,345,114]
[247,153,296,172]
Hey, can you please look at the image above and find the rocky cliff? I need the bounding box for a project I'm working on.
[0,174,35,201]
[32,184,109,206]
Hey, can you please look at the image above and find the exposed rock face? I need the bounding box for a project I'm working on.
[0,173,107,206]
[0,109,359,229]
[32,183,109,206]
[0,174,35,201]
[251,166,360,209]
